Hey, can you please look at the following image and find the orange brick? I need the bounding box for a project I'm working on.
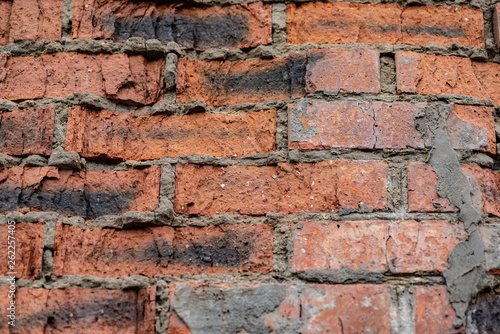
[0,223,44,279]
[287,2,402,45]
[414,286,460,333]
[0,0,12,45]
[9,0,63,42]
[53,223,273,277]
[462,165,500,217]
[66,107,276,160]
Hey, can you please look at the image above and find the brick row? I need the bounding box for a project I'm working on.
[0,0,63,45]
[0,167,160,218]
[72,0,272,50]
[0,53,164,105]
[288,3,484,48]
[65,107,276,161]
[0,286,156,333]
[53,223,272,277]
[174,160,387,215]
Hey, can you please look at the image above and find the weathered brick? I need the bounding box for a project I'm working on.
[293,220,464,274]
[402,5,484,48]
[176,54,306,106]
[396,52,500,105]
[466,292,500,333]
[495,3,500,51]
[0,287,156,333]
[337,160,387,210]
[407,163,458,213]
[175,160,387,215]
[53,223,272,277]
[9,0,63,42]
[66,107,276,161]
[0,53,164,105]
[479,223,500,274]
[414,286,460,333]
[0,166,160,218]
[386,220,466,273]
[72,0,272,50]
[0,105,55,156]
[287,2,402,45]
[0,223,44,279]
[168,283,391,334]
[462,165,500,217]
[447,105,496,154]
[306,48,381,94]
[289,100,428,150]
[0,0,12,45]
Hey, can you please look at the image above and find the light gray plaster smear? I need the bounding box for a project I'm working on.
[415,104,492,326]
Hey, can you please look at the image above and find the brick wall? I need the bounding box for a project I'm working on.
[0,0,499,333]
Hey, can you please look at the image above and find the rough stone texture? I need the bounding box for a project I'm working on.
[287,2,402,45]
[176,54,306,106]
[72,0,272,50]
[414,286,460,334]
[306,48,380,94]
[174,160,387,215]
[407,163,458,213]
[479,223,500,274]
[292,220,465,274]
[462,164,500,217]
[9,0,63,42]
[0,166,160,218]
[0,105,55,156]
[447,105,496,155]
[66,107,276,161]
[466,292,500,334]
[396,52,500,106]
[0,222,44,280]
[0,53,165,105]
[402,5,484,48]
[289,100,428,150]
[0,286,156,334]
[168,283,391,334]
[53,223,273,277]
[0,0,12,45]
[495,3,500,51]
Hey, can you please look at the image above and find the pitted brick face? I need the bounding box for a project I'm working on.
[72,0,272,50]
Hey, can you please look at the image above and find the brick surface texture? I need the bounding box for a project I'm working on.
[0,0,498,332]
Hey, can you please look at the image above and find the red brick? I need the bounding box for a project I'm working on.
[289,101,428,150]
[495,4,500,51]
[306,48,380,94]
[414,286,460,333]
[167,283,391,334]
[337,160,387,210]
[72,0,271,50]
[53,223,273,277]
[293,220,464,274]
[479,223,500,274]
[9,0,63,42]
[0,53,164,105]
[0,1,12,45]
[402,5,484,48]
[0,105,55,156]
[299,284,391,333]
[386,220,466,273]
[407,163,458,213]
[462,165,500,217]
[447,105,496,154]
[396,52,500,105]
[174,162,340,215]
[66,107,276,161]
[0,166,160,218]
[287,2,402,45]
[0,287,156,333]
[176,54,306,106]
[0,222,44,280]
[292,221,390,273]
